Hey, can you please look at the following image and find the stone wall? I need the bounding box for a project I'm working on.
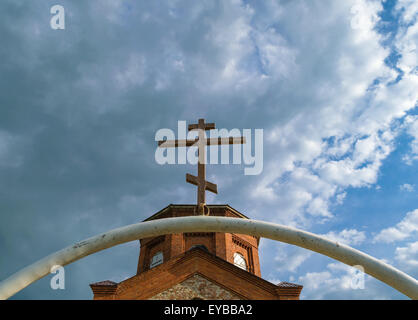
[149,274,241,300]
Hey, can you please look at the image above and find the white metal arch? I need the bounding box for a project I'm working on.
[0,216,417,299]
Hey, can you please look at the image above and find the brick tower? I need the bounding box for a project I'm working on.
[90,204,303,300]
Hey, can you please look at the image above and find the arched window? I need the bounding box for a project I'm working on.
[150,251,163,269]
[233,252,247,271]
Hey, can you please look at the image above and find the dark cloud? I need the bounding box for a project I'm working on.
[0,0,416,299]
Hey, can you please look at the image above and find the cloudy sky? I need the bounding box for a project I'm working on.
[0,0,417,299]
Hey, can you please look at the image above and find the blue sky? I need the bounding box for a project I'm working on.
[0,0,417,299]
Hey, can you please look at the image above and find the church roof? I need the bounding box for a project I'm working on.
[277,281,303,288]
[90,280,117,286]
[142,204,250,222]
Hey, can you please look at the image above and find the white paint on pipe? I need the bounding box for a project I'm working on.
[0,216,417,299]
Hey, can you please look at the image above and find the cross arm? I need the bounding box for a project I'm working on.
[188,123,215,131]
[158,137,246,148]
[186,173,218,194]
[205,137,246,146]
[158,139,198,148]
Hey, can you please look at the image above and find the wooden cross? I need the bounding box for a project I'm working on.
[157,119,246,214]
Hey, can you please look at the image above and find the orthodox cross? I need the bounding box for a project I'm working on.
[157,119,246,215]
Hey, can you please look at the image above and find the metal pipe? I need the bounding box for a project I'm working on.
[0,216,417,299]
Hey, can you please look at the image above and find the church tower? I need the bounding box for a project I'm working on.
[90,119,303,300]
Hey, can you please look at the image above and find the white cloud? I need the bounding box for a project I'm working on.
[297,262,394,299]
[400,183,415,192]
[297,262,366,299]
[321,229,366,246]
[395,241,418,268]
[374,209,418,243]
[273,227,365,274]
[336,192,347,205]
[396,0,418,24]
[299,270,339,292]
[403,116,418,165]
[396,3,418,164]
[395,0,418,75]
[246,0,418,229]
[274,243,313,273]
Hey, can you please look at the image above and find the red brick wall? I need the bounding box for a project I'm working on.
[184,232,215,253]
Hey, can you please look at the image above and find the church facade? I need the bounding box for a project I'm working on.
[90,204,303,300]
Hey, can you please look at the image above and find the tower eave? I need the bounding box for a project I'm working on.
[142,204,251,222]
